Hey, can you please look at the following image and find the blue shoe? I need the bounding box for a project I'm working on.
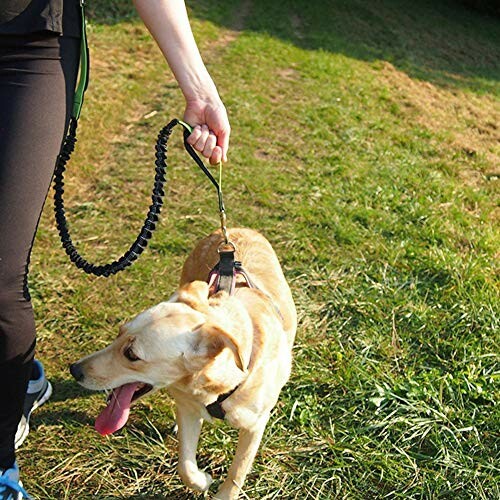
[15,360,52,449]
[0,462,29,499]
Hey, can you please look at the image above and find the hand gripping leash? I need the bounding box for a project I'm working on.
[53,1,228,277]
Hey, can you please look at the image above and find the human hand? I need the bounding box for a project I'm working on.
[133,0,230,164]
[183,97,230,165]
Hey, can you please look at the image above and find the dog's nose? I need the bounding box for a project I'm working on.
[69,362,84,382]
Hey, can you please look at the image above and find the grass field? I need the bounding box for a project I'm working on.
[20,0,499,498]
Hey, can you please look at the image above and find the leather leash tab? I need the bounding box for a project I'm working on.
[216,249,236,295]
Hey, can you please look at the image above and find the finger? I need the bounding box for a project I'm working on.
[209,146,223,166]
[202,133,217,159]
[217,127,230,162]
[194,125,210,152]
[186,125,202,146]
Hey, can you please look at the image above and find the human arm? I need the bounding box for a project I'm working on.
[133,0,230,164]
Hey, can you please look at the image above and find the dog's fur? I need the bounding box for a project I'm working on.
[71,228,296,499]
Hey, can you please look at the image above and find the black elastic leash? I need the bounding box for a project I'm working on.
[52,0,229,276]
[53,118,228,277]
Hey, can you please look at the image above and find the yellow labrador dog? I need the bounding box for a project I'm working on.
[70,228,296,499]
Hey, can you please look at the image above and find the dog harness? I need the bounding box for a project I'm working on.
[205,245,253,420]
[204,244,284,420]
[207,245,256,296]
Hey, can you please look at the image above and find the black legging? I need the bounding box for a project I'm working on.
[0,32,79,468]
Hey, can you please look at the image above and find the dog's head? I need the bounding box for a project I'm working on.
[70,281,249,435]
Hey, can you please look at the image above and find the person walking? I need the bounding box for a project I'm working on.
[0,1,230,498]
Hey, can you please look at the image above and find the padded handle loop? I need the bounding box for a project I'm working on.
[72,0,89,120]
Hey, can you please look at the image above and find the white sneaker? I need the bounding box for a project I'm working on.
[14,360,52,449]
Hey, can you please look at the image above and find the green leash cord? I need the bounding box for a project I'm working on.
[73,0,89,120]
[53,5,229,277]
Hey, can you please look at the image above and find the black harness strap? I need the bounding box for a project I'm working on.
[206,386,238,420]
[216,249,237,295]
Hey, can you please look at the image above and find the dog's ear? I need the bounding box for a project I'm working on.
[199,323,246,372]
[177,281,210,313]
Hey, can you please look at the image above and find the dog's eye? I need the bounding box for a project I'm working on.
[124,345,140,362]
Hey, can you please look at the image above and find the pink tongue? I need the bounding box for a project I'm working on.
[95,382,139,436]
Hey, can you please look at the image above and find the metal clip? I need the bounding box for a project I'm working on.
[220,210,229,244]
[218,240,236,253]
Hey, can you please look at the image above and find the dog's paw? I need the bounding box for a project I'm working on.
[178,464,213,492]
[188,470,213,492]
[212,490,236,500]
[212,480,240,500]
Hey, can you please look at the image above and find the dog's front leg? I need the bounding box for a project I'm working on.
[176,402,213,492]
[214,414,269,500]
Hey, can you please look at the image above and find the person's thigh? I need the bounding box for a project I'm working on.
[0,33,79,359]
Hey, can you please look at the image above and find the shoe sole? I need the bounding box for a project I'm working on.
[16,480,24,500]
[14,381,53,449]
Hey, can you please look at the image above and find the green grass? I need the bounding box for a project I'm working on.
[21,0,499,498]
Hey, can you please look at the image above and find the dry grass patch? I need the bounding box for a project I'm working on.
[378,61,500,170]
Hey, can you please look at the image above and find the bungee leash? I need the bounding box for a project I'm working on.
[53,0,229,277]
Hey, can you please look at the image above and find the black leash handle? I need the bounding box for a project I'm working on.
[53,118,186,277]
[181,127,225,214]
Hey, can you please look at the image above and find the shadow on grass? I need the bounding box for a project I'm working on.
[121,492,197,500]
[33,408,94,427]
[29,377,94,426]
[87,0,499,93]
[45,376,90,402]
